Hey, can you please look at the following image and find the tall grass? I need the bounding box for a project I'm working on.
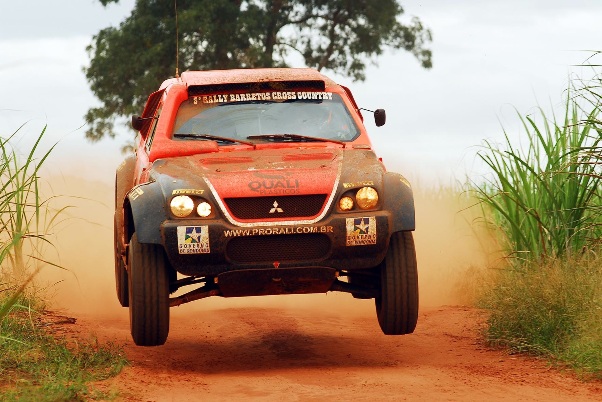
[0,124,56,282]
[474,94,601,261]
[472,69,602,378]
[0,124,54,330]
[0,126,127,399]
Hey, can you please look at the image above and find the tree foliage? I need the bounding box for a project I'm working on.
[85,0,433,141]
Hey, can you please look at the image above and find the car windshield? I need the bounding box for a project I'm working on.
[173,91,360,142]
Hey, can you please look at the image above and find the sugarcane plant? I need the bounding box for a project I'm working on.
[474,93,602,262]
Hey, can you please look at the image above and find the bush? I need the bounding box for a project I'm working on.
[480,258,602,378]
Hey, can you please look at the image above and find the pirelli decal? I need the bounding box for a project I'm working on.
[172,189,204,196]
[342,181,374,189]
[177,226,210,254]
[346,217,377,246]
[224,225,333,237]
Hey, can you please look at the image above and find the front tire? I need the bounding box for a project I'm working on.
[375,231,418,335]
[114,157,136,307]
[128,233,170,346]
[114,215,129,307]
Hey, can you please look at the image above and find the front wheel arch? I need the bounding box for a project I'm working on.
[383,173,415,232]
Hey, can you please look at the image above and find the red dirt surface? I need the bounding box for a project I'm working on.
[40,175,602,401]
[70,301,601,401]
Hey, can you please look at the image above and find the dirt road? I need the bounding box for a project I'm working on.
[67,297,599,402]
[42,176,601,400]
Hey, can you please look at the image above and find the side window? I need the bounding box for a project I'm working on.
[145,104,162,152]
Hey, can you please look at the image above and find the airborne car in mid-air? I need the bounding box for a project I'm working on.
[114,68,418,346]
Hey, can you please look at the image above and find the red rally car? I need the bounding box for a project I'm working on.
[114,68,418,346]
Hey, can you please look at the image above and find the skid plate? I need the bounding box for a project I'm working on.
[217,267,337,297]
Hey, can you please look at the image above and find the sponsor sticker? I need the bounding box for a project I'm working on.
[248,179,300,195]
[172,189,204,196]
[346,217,377,246]
[130,187,144,200]
[224,225,333,237]
[342,181,374,189]
[192,91,334,105]
[177,226,210,254]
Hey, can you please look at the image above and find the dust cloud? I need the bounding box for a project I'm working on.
[36,174,123,317]
[35,169,497,320]
[412,188,499,307]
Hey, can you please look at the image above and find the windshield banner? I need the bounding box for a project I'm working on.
[194,91,333,105]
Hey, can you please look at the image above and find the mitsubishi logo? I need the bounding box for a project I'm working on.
[269,201,283,213]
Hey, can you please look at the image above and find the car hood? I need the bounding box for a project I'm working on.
[149,147,385,215]
[153,149,334,193]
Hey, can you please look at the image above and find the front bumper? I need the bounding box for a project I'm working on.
[160,211,391,276]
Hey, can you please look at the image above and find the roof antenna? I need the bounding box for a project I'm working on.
[174,0,180,78]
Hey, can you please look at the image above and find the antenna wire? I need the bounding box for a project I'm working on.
[175,0,180,78]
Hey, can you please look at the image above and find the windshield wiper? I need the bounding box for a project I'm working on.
[174,133,255,147]
[247,134,345,145]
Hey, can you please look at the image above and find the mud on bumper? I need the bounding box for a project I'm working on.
[160,212,391,277]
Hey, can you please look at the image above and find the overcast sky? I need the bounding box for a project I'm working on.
[1,0,601,184]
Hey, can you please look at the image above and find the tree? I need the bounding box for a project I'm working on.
[84,0,433,141]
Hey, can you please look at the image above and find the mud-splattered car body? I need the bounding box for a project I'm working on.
[114,68,418,346]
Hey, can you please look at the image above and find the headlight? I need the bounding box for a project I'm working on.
[170,195,194,217]
[356,187,378,209]
[339,196,354,211]
[197,201,212,217]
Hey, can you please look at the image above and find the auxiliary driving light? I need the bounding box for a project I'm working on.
[356,187,378,209]
[339,196,354,211]
[197,201,212,217]
[170,195,194,217]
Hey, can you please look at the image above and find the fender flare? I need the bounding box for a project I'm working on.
[115,156,136,212]
[383,172,415,232]
[127,181,168,244]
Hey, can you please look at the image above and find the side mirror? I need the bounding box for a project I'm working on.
[131,115,145,131]
[374,109,386,127]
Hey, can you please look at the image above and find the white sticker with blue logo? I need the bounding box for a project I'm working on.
[177,226,210,254]
[345,217,377,246]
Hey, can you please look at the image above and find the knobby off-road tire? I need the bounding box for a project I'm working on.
[128,233,170,346]
[375,231,418,335]
[114,156,136,307]
[114,214,129,307]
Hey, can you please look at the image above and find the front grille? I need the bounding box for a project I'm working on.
[224,195,327,220]
[226,234,331,263]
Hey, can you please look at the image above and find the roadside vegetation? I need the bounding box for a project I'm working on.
[471,65,602,378]
[0,126,127,401]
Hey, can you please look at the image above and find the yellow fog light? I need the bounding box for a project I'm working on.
[170,195,194,217]
[356,187,378,209]
[197,201,212,217]
[339,196,354,211]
